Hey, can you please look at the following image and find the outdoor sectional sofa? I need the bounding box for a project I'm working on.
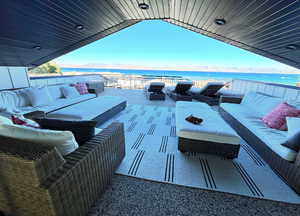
[0,83,127,215]
[0,83,126,127]
[219,91,300,193]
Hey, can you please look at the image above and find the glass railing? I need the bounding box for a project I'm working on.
[101,74,230,89]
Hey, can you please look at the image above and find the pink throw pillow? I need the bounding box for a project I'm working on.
[262,103,300,130]
[71,82,89,95]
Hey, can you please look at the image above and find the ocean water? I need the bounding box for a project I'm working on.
[62,67,300,86]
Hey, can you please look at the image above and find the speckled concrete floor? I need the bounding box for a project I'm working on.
[88,174,300,216]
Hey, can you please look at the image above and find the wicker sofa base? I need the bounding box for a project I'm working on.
[0,123,125,216]
[93,101,126,127]
[178,137,240,159]
[219,107,300,194]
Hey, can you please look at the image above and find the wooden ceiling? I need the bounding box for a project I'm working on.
[0,0,299,69]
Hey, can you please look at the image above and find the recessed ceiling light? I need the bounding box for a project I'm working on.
[285,44,298,50]
[138,3,149,10]
[215,18,226,25]
[75,25,84,30]
[33,46,41,50]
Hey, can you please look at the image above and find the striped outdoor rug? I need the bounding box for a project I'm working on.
[101,104,300,204]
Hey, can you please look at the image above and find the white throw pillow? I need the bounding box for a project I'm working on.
[0,91,20,112]
[0,123,78,155]
[25,86,53,107]
[48,85,64,99]
[286,117,300,138]
[61,86,80,98]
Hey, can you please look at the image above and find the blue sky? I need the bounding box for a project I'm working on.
[55,20,294,71]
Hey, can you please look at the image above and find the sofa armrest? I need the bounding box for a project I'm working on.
[220,95,243,104]
[294,152,300,166]
[42,122,125,187]
[37,122,125,215]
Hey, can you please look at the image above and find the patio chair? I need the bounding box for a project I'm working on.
[189,82,224,105]
[166,81,193,101]
[144,82,166,100]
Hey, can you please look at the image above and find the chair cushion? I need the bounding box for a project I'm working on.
[25,86,53,107]
[0,123,78,155]
[61,86,81,98]
[34,118,97,145]
[71,82,89,95]
[262,103,300,130]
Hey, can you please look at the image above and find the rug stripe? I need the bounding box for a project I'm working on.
[166,116,171,125]
[199,158,217,189]
[241,143,265,166]
[164,154,175,182]
[159,136,168,153]
[233,162,264,197]
[204,159,217,189]
[129,114,138,122]
[147,116,154,124]
[147,124,156,135]
[172,113,175,119]
[128,150,145,176]
[131,133,145,150]
[170,126,176,137]
[127,121,137,132]
[128,151,142,175]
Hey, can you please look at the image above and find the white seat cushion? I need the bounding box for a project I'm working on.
[0,123,78,156]
[176,101,240,144]
[17,94,96,114]
[47,96,126,120]
[221,103,297,161]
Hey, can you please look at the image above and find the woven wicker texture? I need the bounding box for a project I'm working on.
[0,122,125,216]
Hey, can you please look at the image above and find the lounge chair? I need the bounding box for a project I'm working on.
[166,81,193,101]
[144,82,165,100]
[189,82,224,105]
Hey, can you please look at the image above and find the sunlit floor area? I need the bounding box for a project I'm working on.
[86,88,300,216]
[100,88,176,107]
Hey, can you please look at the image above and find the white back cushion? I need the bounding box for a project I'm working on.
[61,86,80,98]
[286,117,300,138]
[25,86,53,107]
[242,92,283,116]
[0,91,19,112]
[48,85,64,99]
[0,123,78,155]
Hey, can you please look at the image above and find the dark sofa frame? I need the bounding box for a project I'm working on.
[219,107,300,194]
